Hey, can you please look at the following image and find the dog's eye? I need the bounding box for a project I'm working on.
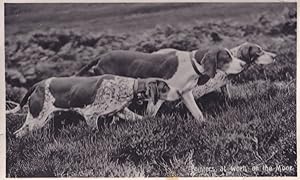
[252,46,263,56]
[256,48,264,55]
[161,85,168,93]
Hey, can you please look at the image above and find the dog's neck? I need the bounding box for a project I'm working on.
[190,50,205,74]
[190,50,210,85]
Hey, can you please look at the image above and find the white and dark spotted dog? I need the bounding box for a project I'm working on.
[7,75,180,138]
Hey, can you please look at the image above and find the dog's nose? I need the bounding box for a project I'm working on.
[268,52,277,62]
[269,52,277,58]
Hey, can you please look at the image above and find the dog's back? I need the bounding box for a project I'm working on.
[91,50,179,80]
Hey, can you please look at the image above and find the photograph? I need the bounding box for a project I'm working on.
[4,2,297,177]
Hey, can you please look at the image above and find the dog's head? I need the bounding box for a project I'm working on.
[194,47,246,78]
[145,79,180,105]
[231,42,276,66]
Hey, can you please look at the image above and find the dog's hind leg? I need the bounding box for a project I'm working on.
[14,112,33,138]
[14,107,55,138]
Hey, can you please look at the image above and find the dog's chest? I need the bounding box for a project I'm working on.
[80,77,135,116]
[192,70,229,97]
[167,51,199,91]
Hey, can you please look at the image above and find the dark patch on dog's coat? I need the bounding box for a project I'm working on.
[239,44,262,63]
[28,83,45,118]
[93,50,179,79]
[49,75,115,108]
[195,48,233,78]
[216,49,232,68]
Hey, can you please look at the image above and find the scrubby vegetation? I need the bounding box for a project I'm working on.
[5,4,296,177]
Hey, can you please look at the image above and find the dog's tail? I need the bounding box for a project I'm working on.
[6,84,38,114]
[74,58,100,76]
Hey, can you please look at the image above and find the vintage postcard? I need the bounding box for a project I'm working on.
[2,0,298,179]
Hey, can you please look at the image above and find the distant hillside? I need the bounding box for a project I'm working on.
[5,3,293,36]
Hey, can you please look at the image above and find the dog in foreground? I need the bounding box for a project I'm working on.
[7,75,180,138]
[75,47,246,121]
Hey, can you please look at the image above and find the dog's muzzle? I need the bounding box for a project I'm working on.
[135,92,147,105]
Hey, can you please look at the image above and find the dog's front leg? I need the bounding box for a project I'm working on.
[85,114,99,131]
[146,100,164,117]
[220,83,232,99]
[117,108,143,121]
[181,91,205,122]
[226,83,232,99]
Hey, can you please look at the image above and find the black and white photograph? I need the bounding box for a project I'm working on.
[4,1,297,178]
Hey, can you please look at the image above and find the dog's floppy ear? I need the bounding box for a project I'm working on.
[239,43,263,63]
[200,49,219,78]
[239,44,251,63]
[147,81,159,105]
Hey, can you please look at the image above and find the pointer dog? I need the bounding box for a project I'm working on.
[193,42,277,98]
[8,75,180,138]
[75,47,246,121]
[154,42,277,99]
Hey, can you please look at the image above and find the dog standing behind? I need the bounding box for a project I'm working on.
[154,42,277,99]
[7,75,180,138]
[192,42,276,99]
